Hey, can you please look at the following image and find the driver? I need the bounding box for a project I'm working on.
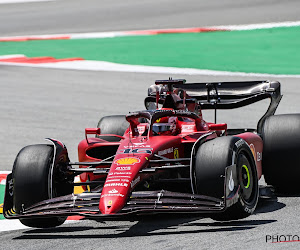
[152,116,180,136]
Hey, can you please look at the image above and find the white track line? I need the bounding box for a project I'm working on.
[211,21,300,31]
[0,171,11,175]
[0,219,79,232]
[0,220,29,232]
[1,60,300,78]
[0,54,25,59]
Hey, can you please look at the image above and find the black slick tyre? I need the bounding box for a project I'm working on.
[195,136,259,220]
[262,114,300,193]
[13,144,73,228]
[97,115,129,141]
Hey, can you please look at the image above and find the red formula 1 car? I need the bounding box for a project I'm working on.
[4,79,300,228]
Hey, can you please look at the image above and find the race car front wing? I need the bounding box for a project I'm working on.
[4,164,238,220]
[4,177,225,220]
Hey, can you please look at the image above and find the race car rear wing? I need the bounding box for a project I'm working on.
[145,79,282,134]
[172,80,281,109]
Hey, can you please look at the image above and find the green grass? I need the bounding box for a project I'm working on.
[1,26,300,74]
[0,185,5,220]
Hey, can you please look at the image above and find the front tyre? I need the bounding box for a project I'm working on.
[97,115,129,142]
[195,137,259,220]
[13,144,73,228]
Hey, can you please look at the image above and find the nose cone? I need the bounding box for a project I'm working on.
[99,194,125,214]
[99,185,129,214]
[99,145,149,214]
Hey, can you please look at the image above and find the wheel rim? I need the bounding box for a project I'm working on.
[242,165,251,189]
[238,153,255,202]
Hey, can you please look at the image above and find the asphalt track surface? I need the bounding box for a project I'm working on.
[1,0,300,36]
[0,0,300,249]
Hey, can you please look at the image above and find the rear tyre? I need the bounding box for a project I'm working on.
[97,115,129,141]
[262,114,300,193]
[195,136,258,220]
[13,144,73,228]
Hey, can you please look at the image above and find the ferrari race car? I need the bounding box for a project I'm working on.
[3,79,300,228]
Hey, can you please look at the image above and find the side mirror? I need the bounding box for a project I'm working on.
[208,123,227,131]
[85,128,101,143]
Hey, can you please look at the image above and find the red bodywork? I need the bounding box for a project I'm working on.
[3,79,283,222]
[78,110,263,215]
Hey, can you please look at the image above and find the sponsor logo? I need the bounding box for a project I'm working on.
[106,177,130,182]
[124,142,151,148]
[8,178,13,196]
[115,166,131,171]
[106,179,120,183]
[249,144,262,162]
[250,144,256,161]
[108,200,113,205]
[228,171,234,191]
[174,148,179,159]
[131,176,141,188]
[181,125,195,132]
[115,157,140,165]
[174,110,189,114]
[124,144,151,148]
[235,139,244,148]
[108,172,132,176]
[108,189,118,194]
[117,148,153,154]
[104,183,128,188]
[257,151,262,162]
[244,206,252,213]
[158,147,173,156]
[101,193,124,198]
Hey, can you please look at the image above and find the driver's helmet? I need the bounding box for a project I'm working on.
[152,117,179,135]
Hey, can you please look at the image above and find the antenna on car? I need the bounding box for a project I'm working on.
[206,83,221,123]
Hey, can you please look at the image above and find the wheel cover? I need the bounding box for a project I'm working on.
[238,155,254,202]
[242,165,251,189]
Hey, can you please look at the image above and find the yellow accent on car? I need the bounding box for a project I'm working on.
[242,165,251,189]
[115,157,140,165]
[174,148,179,159]
[74,186,85,194]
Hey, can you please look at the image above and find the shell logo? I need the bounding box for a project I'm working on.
[115,157,140,165]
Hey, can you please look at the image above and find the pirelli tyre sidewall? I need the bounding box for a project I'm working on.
[12,144,72,228]
[195,136,259,220]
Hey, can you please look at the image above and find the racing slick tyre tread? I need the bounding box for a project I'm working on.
[195,136,259,221]
[97,115,129,141]
[262,114,300,193]
[13,144,72,228]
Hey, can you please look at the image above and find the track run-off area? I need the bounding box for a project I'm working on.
[0,21,300,76]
